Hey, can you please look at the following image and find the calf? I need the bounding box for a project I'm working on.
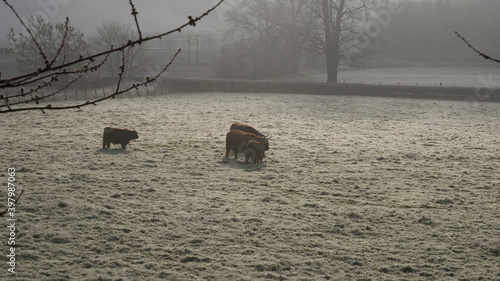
[102,127,139,149]
[226,130,268,159]
[245,140,266,164]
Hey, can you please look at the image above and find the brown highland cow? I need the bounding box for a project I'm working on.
[230,122,265,137]
[225,130,269,159]
[230,122,270,151]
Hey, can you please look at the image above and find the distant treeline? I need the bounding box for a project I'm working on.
[376,0,500,65]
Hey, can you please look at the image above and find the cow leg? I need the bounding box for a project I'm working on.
[231,145,238,160]
[225,147,231,158]
[121,143,127,149]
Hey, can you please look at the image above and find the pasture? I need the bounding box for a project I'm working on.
[1,92,499,280]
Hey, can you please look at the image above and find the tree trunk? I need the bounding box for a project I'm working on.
[322,0,344,83]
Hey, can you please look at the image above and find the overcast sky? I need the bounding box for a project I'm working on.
[0,0,230,45]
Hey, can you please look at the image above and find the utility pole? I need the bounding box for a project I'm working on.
[196,35,199,70]
[188,35,199,70]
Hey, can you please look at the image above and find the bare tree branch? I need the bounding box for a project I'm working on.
[2,0,51,68]
[128,0,143,40]
[2,0,224,86]
[2,53,108,90]
[1,49,181,113]
[0,0,225,113]
[48,17,71,67]
[455,31,500,63]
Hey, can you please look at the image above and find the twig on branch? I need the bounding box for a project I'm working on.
[1,49,181,113]
[129,0,143,40]
[2,73,85,111]
[455,31,500,63]
[0,53,109,112]
[115,48,128,94]
[49,17,71,67]
[2,53,109,91]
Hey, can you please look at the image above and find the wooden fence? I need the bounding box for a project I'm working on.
[163,78,500,102]
[3,78,499,104]
[2,83,165,104]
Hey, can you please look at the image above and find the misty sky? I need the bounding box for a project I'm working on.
[0,0,229,46]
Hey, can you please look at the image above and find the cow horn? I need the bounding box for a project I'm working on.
[267,134,272,140]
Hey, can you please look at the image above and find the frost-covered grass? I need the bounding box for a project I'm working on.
[1,93,499,280]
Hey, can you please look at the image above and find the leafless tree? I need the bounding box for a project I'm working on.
[303,0,388,83]
[3,15,89,74]
[0,0,224,114]
[221,0,312,79]
[223,0,389,82]
[88,21,150,80]
[226,0,283,52]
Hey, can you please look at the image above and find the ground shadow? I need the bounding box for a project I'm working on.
[219,156,266,172]
[95,148,131,155]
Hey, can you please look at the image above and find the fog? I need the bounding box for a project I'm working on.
[1,0,499,81]
[1,2,499,279]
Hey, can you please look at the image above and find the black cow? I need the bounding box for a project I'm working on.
[102,127,138,149]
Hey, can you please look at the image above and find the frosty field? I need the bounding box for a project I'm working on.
[1,92,499,280]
